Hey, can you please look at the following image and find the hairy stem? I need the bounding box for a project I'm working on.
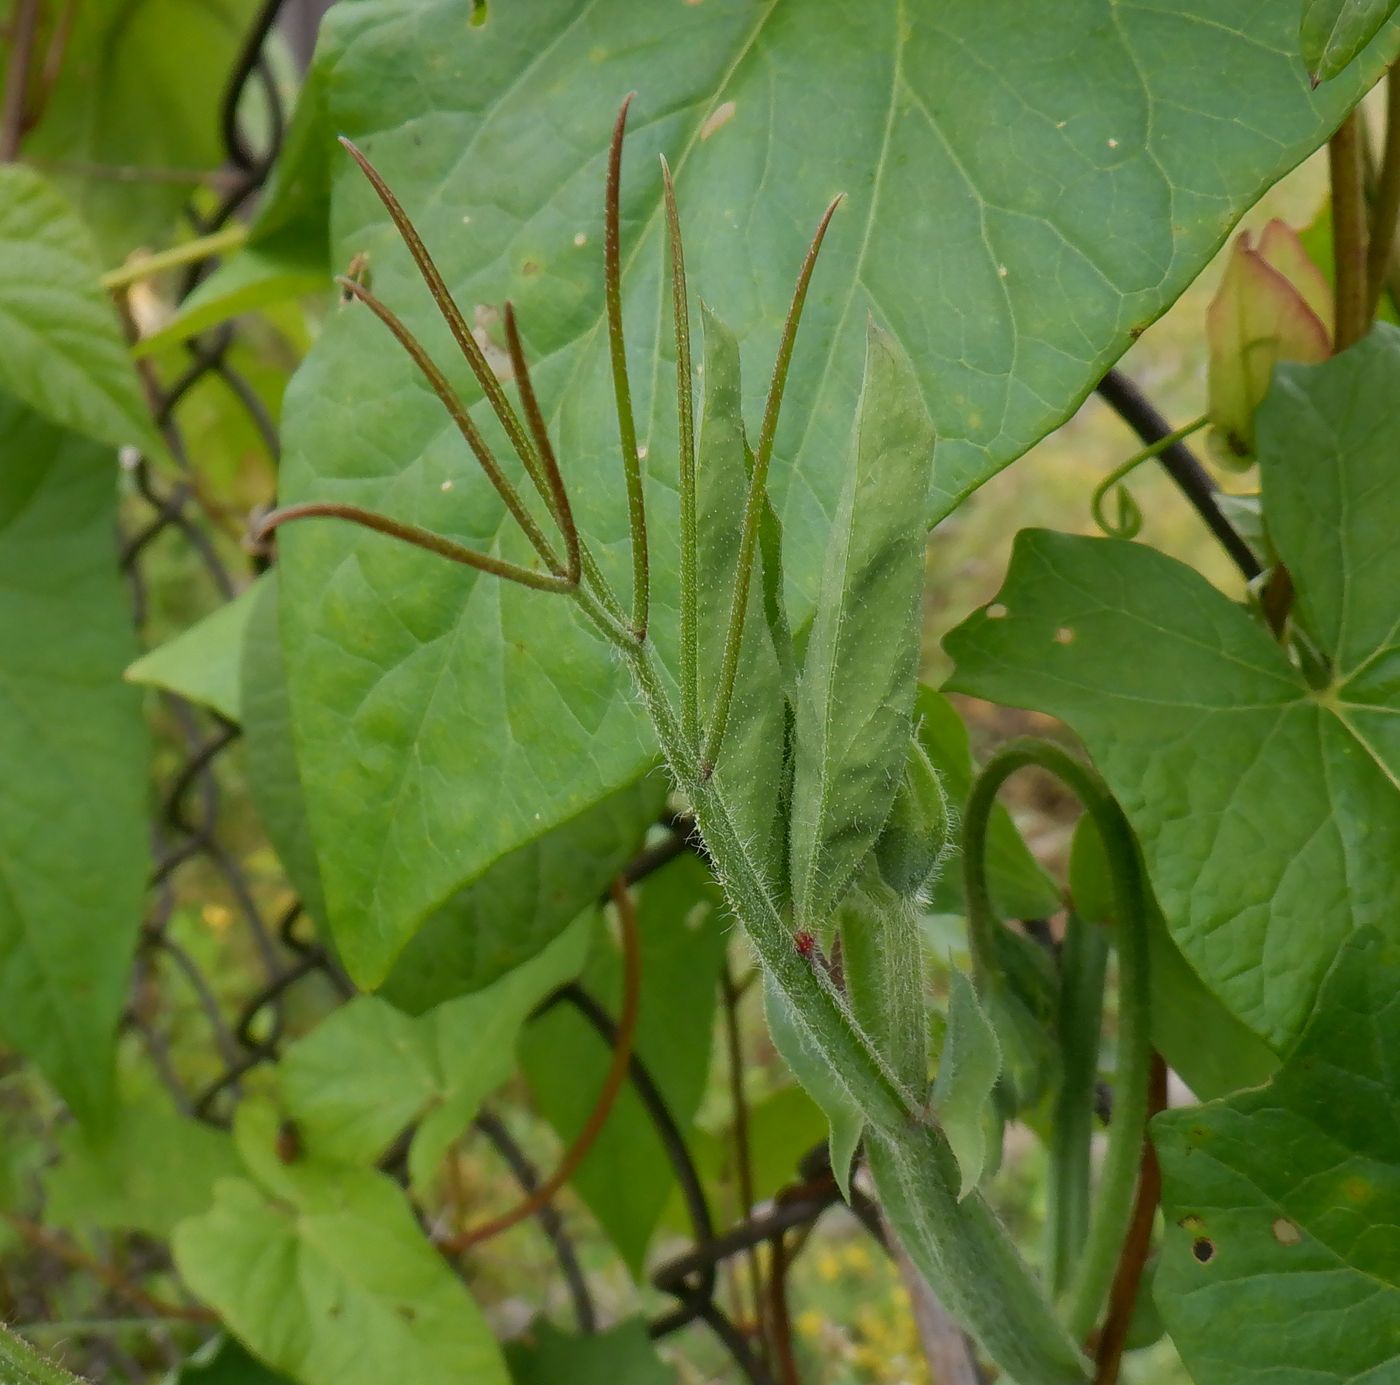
[258,502,572,594]
[603,95,649,638]
[662,155,701,748]
[0,1322,86,1385]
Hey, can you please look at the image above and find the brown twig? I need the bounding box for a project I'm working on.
[0,1212,215,1324]
[0,0,42,161]
[443,876,642,1250]
[1330,111,1370,351]
[766,1231,801,1385]
[722,963,767,1362]
[1090,1052,1169,1385]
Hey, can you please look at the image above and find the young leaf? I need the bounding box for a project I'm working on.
[277,918,590,1189]
[694,306,786,874]
[518,857,725,1274]
[1153,929,1400,1384]
[947,326,1400,1051]
[0,400,149,1123]
[44,1096,239,1238]
[0,169,158,455]
[126,579,263,723]
[762,977,863,1202]
[840,880,929,1097]
[173,1102,510,1385]
[931,970,1002,1200]
[789,321,934,928]
[1300,0,1400,81]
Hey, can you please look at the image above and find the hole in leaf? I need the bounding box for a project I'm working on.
[1272,1218,1301,1246]
[986,602,1008,620]
[1054,627,1075,644]
[1191,1237,1215,1264]
[468,0,488,27]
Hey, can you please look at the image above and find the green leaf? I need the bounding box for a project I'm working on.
[0,1324,84,1385]
[914,686,1061,922]
[18,0,261,261]
[126,580,262,722]
[1069,817,1276,1100]
[241,573,328,924]
[381,777,664,1012]
[1300,0,1400,80]
[519,857,725,1273]
[1153,929,1400,1384]
[763,976,863,1202]
[931,970,1002,1200]
[279,918,590,1190]
[790,322,934,927]
[505,1319,675,1385]
[135,59,334,358]
[172,1102,510,1385]
[840,881,929,1097]
[0,399,149,1122]
[0,168,157,454]
[278,0,1392,989]
[164,1336,297,1385]
[695,306,785,873]
[946,329,1400,1048]
[44,1096,239,1238]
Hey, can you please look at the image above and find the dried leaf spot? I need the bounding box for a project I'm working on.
[521,259,541,277]
[1107,137,1120,149]
[701,101,737,141]
[1054,627,1075,644]
[1191,1237,1215,1264]
[997,265,1008,278]
[986,602,1009,620]
[573,231,588,247]
[440,479,454,493]
[1272,1217,1302,1246]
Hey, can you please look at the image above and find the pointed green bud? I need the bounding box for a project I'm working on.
[874,740,950,898]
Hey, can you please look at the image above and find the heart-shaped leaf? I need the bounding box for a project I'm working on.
[277,0,1396,986]
[946,329,1400,1050]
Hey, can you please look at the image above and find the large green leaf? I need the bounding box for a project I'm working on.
[946,331,1400,1050]
[518,856,725,1274]
[0,168,157,454]
[18,0,260,260]
[0,400,149,1122]
[789,323,933,927]
[1153,929,1400,1384]
[278,918,589,1190]
[277,0,1394,986]
[172,1102,509,1385]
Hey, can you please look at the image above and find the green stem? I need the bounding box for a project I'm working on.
[1046,912,1108,1299]
[100,223,247,292]
[1330,110,1370,351]
[962,739,1151,1343]
[1089,415,1208,539]
[1368,64,1400,318]
[0,1323,86,1385]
